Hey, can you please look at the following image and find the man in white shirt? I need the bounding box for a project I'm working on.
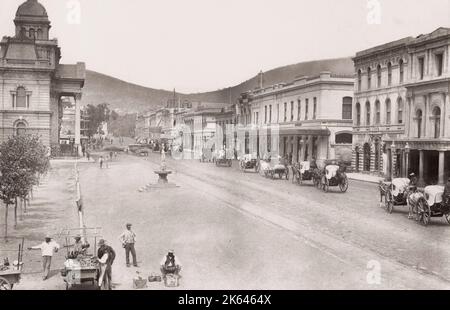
[28,235,60,280]
[119,223,138,267]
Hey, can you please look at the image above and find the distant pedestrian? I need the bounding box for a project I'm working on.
[28,235,60,280]
[99,156,104,169]
[86,151,90,161]
[110,151,113,160]
[119,223,138,267]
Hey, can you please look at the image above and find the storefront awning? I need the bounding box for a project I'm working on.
[278,127,331,137]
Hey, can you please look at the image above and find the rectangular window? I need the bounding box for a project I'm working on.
[284,102,287,122]
[436,53,444,76]
[290,101,294,121]
[264,106,267,124]
[297,100,301,121]
[342,104,352,120]
[305,99,309,120]
[313,97,317,119]
[12,94,16,108]
[418,57,425,80]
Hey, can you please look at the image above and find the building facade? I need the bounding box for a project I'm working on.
[353,27,450,185]
[0,0,85,155]
[248,72,354,167]
[352,37,411,176]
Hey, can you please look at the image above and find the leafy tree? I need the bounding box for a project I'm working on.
[0,135,50,241]
[86,103,110,138]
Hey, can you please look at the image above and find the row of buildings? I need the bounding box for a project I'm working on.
[137,27,450,186]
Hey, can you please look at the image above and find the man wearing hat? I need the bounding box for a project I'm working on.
[97,239,116,290]
[67,235,90,258]
[160,249,182,278]
[409,172,418,186]
[28,235,60,280]
[119,223,138,267]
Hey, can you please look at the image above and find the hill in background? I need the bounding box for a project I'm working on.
[82,57,354,114]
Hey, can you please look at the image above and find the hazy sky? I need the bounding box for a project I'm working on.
[0,0,449,93]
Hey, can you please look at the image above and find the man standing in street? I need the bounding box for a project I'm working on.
[28,235,60,280]
[119,223,138,267]
[97,239,116,290]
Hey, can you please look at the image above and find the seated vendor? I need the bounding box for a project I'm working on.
[160,249,182,277]
[69,235,90,257]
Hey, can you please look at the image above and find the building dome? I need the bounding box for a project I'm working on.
[15,0,49,22]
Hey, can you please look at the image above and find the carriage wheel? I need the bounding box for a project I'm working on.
[444,213,450,225]
[0,277,12,290]
[419,200,431,226]
[339,175,349,193]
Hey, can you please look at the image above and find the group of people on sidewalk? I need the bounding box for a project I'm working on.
[28,223,182,289]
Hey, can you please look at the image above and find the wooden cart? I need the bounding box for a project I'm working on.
[59,227,102,290]
[0,238,24,290]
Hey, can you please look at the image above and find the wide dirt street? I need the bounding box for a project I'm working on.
[75,153,450,290]
[5,152,450,290]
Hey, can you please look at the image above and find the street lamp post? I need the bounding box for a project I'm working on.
[405,142,410,178]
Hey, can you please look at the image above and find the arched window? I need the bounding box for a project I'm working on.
[15,121,27,136]
[335,133,353,144]
[29,28,35,39]
[356,102,361,126]
[397,98,403,124]
[387,62,392,86]
[367,67,372,89]
[357,70,362,91]
[375,100,380,125]
[399,59,404,83]
[342,97,353,120]
[416,109,423,138]
[433,106,441,138]
[16,87,27,108]
[377,65,382,88]
[365,101,371,126]
[385,99,391,125]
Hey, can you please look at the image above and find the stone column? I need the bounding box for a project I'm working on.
[441,93,447,138]
[74,94,82,156]
[405,150,410,177]
[387,148,392,181]
[438,151,445,185]
[301,136,306,161]
[391,148,397,178]
[308,135,314,161]
[293,136,299,163]
[418,150,425,185]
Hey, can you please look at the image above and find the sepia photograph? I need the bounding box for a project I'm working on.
[0,0,450,302]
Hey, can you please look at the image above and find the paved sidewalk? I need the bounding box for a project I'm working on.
[347,173,384,184]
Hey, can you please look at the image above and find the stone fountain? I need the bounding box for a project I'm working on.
[139,145,178,191]
[154,147,172,184]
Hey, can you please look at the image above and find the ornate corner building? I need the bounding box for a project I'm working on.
[352,27,450,185]
[0,0,85,155]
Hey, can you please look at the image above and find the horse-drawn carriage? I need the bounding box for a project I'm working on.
[379,178,412,214]
[260,156,289,180]
[215,149,232,167]
[291,161,321,187]
[239,154,259,173]
[411,185,450,226]
[320,164,348,193]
